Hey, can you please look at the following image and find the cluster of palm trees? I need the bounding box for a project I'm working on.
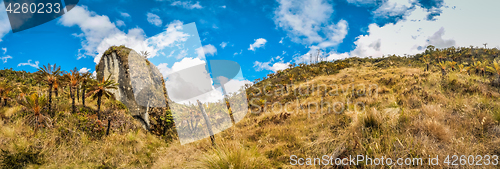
[419,45,500,87]
[10,63,119,131]
[425,53,500,77]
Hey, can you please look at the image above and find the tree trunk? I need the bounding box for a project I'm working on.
[106,119,111,135]
[82,82,86,107]
[197,100,216,146]
[71,86,75,114]
[76,85,80,102]
[35,115,39,133]
[82,88,86,107]
[97,91,102,120]
[221,85,235,125]
[426,63,429,72]
[54,88,58,97]
[48,84,53,114]
[441,68,447,77]
[227,99,235,125]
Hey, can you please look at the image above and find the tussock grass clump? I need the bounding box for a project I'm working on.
[423,119,452,142]
[362,110,382,129]
[0,148,44,169]
[200,142,271,169]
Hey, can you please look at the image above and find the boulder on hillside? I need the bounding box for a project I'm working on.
[96,46,168,130]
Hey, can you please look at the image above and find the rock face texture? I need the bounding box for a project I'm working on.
[96,46,168,130]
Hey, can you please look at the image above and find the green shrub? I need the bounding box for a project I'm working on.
[0,148,43,169]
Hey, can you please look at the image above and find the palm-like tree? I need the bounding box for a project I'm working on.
[487,60,500,87]
[0,82,12,106]
[449,61,458,71]
[475,61,487,77]
[80,72,91,107]
[458,64,468,74]
[140,51,150,59]
[36,63,61,113]
[421,55,431,71]
[53,80,59,97]
[17,86,30,99]
[63,68,79,114]
[437,61,448,77]
[19,92,49,133]
[289,73,295,85]
[86,75,118,120]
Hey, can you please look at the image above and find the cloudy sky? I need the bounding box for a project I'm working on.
[0,0,499,82]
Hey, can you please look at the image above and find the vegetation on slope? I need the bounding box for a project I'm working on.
[1,45,500,168]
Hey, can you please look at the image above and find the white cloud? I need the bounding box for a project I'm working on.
[90,27,154,62]
[292,47,329,63]
[254,54,290,72]
[346,0,378,7]
[248,38,267,51]
[220,42,228,49]
[204,44,217,55]
[147,12,162,27]
[345,0,414,23]
[59,6,122,59]
[321,0,500,61]
[279,37,284,44]
[318,19,348,48]
[170,57,205,72]
[220,5,227,9]
[0,1,12,42]
[79,67,90,73]
[1,55,12,63]
[0,48,8,63]
[59,6,189,63]
[157,63,171,77]
[171,1,203,9]
[160,56,250,104]
[196,44,217,58]
[115,20,126,27]
[17,60,39,69]
[195,48,204,58]
[426,27,455,48]
[233,50,242,56]
[372,0,413,21]
[147,20,190,58]
[162,57,224,104]
[349,1,500,58]
[273,0,348,48]
[120,12,131,18]
[254,61,289,72]
[175,49,188,59]
[217,76,252,94]
[325,52,350,61]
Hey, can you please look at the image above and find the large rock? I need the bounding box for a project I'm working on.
[96,46,168,130]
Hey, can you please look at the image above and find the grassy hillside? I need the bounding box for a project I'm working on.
[1,46,500,168]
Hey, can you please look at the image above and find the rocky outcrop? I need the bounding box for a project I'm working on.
[96,46,168,130]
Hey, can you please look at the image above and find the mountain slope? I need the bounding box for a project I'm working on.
[155,59,500,168]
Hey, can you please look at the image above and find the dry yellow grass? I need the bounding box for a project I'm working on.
[2,63,500,168]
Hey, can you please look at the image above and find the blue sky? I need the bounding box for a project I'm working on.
[0,0,499,83]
